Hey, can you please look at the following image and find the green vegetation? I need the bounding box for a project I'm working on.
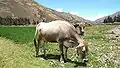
[0,25,120,68]
[0,26,35,44]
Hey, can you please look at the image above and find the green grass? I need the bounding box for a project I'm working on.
[84,25,120,68]
[0,26,35,44]
[0,25,120,68]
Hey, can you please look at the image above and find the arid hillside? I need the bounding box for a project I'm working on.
[0,0,91,24]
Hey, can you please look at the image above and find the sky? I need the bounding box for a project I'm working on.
[35,0,120,21]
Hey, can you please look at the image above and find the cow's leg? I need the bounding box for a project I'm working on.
[43,41,47,58]
[59,43,65,63]
[34,39,39,57]
[35,35,41,57]
[64,46,68,62]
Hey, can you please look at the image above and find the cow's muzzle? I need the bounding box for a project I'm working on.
[79,32,84,36]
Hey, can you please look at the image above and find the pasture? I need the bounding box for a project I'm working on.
[0,25,120,68]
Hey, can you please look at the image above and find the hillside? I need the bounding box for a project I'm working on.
[0,0,90,25]
[95,11,120,23]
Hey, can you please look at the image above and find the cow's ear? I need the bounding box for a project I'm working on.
[82,46,86,51]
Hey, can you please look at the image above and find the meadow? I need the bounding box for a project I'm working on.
[0,25,120,68]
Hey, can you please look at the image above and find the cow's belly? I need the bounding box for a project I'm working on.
[42,33,58,42]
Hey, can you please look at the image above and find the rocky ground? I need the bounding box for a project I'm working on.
[106,25,120,41]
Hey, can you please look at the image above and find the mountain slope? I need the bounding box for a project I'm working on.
[0,0,90,24]
[95,11,120,23]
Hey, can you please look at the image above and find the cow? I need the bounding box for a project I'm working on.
[73,22,85,36]
[33,20,88,63]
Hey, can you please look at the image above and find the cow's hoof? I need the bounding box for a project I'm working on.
[82,58,88,63]
[35,55,39,57]
[65,58,71,62]
[60,60,65,63]
[60,59,65,63]
[40,58,45,60]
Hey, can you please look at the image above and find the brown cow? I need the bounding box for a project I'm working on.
[33,20,88,63]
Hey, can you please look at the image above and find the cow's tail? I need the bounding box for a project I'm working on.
[33,27,39,57]
[34,27,38,49]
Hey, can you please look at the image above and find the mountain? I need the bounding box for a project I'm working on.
[0,0,91,24]
[95,11,120,23]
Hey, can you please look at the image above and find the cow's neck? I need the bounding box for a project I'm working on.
[74,33,84,45]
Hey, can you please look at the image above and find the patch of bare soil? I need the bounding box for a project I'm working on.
[106,25,120,41]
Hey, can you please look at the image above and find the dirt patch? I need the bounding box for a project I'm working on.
[106,25,120,35]
[106,25,120,41]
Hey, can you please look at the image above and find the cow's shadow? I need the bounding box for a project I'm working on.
[38,54,60,60]
[37,54,87,67]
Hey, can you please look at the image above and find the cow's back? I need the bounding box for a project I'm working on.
[37,20,77,42]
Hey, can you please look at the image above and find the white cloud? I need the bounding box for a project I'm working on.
[55,8,64,12]
[69,12,79,15]
[55,8,108,21]
[55,8,79,16]
[95,14,106,19]
[81,14,107,21]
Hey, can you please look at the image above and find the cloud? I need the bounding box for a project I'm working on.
[55,8,64,12]
[55,8,106,21]
[83,14,106,21]
[69,12,79,16]
[95,14,105,19]
[55,8,79,16]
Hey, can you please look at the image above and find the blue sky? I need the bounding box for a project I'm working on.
[35,0,120,21]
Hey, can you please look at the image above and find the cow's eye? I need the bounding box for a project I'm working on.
[83,26,85,29]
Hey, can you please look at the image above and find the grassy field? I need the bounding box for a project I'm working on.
[0,25,120,68]
[0,26,35,44]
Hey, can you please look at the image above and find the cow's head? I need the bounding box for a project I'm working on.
[73,23,85,36]
[76,41,88,63]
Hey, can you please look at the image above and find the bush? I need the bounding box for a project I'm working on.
[0,16,31,25]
